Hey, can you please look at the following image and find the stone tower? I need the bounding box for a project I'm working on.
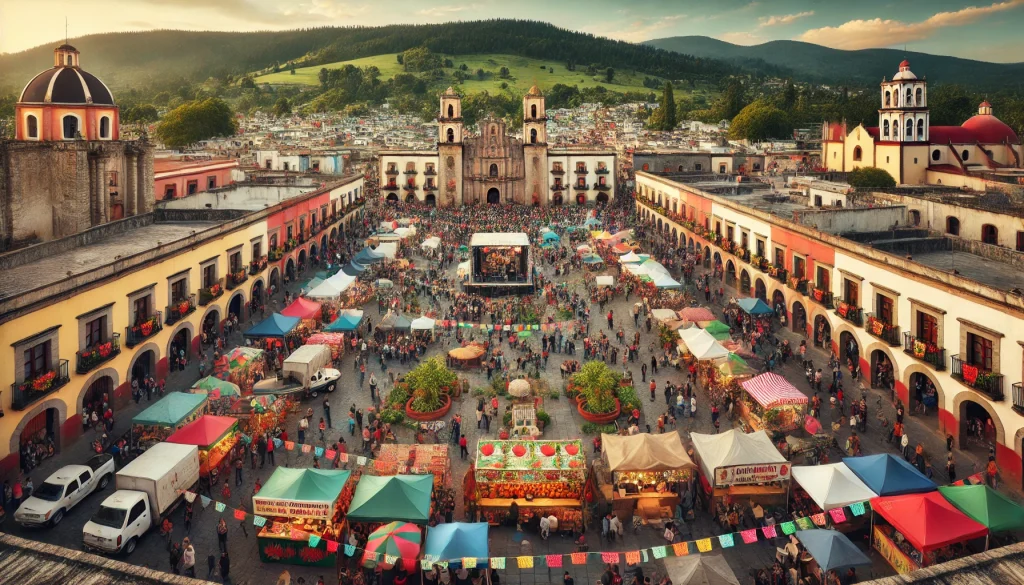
[437,87,464,207]
[522,85,549,206]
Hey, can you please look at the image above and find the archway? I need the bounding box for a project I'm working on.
[309,243,318,263]
[739,270,751,295]
[297,249,307,272]
[713,252,723,276]
[551,192,563,206]
[228,292,245,322]
[386,193,398,203]
[81,374,114,418]
[772,290,786,318]
[330,227,338,242]
[405,193,415,203]
[576,193,586,205]
[724,260,736,286]
[959,398,999,454]
[425,194,436,206]
[487,188,500,204]
[167,323,194,373]
[285,258,295,282]
[907,368,941,428]
[754,279,767,302]
[202,307,222,340]
[791,301,807,335]
[870,347,896,392]
[130,348,157,385]
[320,235,328,253]
[813,314,831,348]
[251,278,265,310]
[269,267,281,292]
[596,192,609,205]
[703,247,711,268]
[839,330,860,375]
[16,403,64,470]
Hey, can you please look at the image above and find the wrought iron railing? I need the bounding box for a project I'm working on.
[12,360,70,411]
[902,332,945,370]
[834,298,863,326]
[951,354,1004,400]
[165,295,197,325]
[125,312,163,347]
[866,313,901,346]
[76,334,121,374]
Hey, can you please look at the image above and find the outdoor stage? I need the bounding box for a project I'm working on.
[464,232,535,297]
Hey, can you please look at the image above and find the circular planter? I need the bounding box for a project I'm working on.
[405,394,452,421]
[577,397,621,424]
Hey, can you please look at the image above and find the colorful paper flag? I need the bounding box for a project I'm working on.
[811,513,827,526]
[762,525,777,539]
[326,540,339,553]
[741,529,758,544]
[696,539,713,553]
[850,502,866,516]
[344,544,356,557]
[625,551,641,565]
[315,447,325,458]
[339,452,349,462]
[215,502,226,513]
[642,550,649,563]
[463,558,478,569]
[309,535,322,548]
[301,444,312,454]
[273,438,283,449]
[421,560,434,570]
[325,449,336,460]
[386,554,398,565]
[184,491,197,503]
[357,456,367,465]
[571,553,588,565]
[490,557,506,569]
[718,534,735,548]
[829,508,847,524]
[200,496,211,508]
[780,521,796,535]
[652,546,668,559]
[546,555,562,568]
[602,552,619,564]
[289,528,304,540]
[517,556,534,568]
[673,542,690,556]
[796,517,813,530]
[253,515,267,527]
[285,441,295,451]
[233,509,246,521]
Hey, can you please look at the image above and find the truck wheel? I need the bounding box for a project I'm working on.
[310,389,319,398]
[124,537,137,555]
[98,474,110,489]
[327,383,336,393]
[50,509,64,526]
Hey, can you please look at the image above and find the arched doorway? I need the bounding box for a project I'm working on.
[813,314,831,348]
[425,194,436,206]
[908,370,940,426]
[840,331,860,375]
[596,192,608,205]
[754,279,767,302]
[269,267,280,292]
[18,406,62,471]
[703,247,711,269]
[724,260,736,286]
[739,270,750,295]
[386,193,398,203]
[82,375,113,417]
[487,188,500,204]
[959,399,997,453]
[297,249,307,272]
[320,235,328,253]
[405,193,415,203]
[870,348,896,392]
[169,327,191,373]
[131,349,156,385]
[576,193,586,205]
[713,252,723,276]
[551,192,563,206]
[309,244,318,263]
[772,290,786,318]
[203,308,221,340]
[791,301,807,335]
[228,292,244,322]
[251,279,265,312]
[285,258,295,282]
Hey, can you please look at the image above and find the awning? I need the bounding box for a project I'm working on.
[678,307,716,322]
[619,251,641,263]
[190,376,241,399]
[410,316,436,330]
[703,320,731,340]
[423,523,489,564]
[651,308,678,323]
[938,485,1024,533]
[166,415,238,448]
[844,454,936,496]
[666,555,740,585]
[690,429,787,482]
[456,261,471,276]
[421,236,441,249]
[542,231,560,242]
[354,247,385,265]
[132,392,208,427]
[677,327,729,360]
[376,242,398,259]
[595,275,615,287]
[280,297,322,320]
[872,491,988,552]
[791,463,878,511]
[253,468,351,521]
[378,312,412,331]
[245,313,300,338]
[347,475,433,523]
[326,309,364,332]
[741,372,808,408]
[737,297,774,316]
[341,262,367,276]
[795,530,872,573]
[449,345,486,360]
[602,432,695,472]
[652,273,682,289]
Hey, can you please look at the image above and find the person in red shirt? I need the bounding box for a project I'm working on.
[650,379,657,402]
[459,434,468,460]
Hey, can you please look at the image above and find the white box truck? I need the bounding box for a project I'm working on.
[82,442,199,555]
[253,344,339,398]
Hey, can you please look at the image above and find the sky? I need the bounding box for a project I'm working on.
[2,0,1023,62]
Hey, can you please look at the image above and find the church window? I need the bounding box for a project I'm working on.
[883,120,889,137]
[915,87,923,106]
[892,125,898,140]
[447,128,454,143]
[905,87,913,106]
[932,150,941,161]
[962,150,970,161]
[100,116,110,139]
[917,119,924,139]
[491,126,496,136]
[946,217,960,236]
[489,164,498,177]
[695,163,702,171]
[62,115,78,139]
[447,104,454,118]
[66,55,72,66]
[531,104,537,118]
[26,115,38,138]
[530,128,537,144]
[982,224,998,245]
[884,91,891,106]
[905,119,914,140]
[853,146,863,161]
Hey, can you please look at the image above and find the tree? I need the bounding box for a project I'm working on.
[658,82,677,131]
[155,98,237,149]
[396,53,404,65]
[476,68,486,81]
[719,80,747,120]
[848,167,896,189]
[240,76,256,89]
[124,104,159,125]
[273,97,291,117]
[605,67,615,83]
[728,100,791,141]
[443,58,454,68]
[781,80,797,111]
[402,46,442,72]
[499,66,510,78]
[404,357,457,413]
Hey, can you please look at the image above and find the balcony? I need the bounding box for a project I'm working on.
[951,354,1004,400]
[574,183,590,190]
[165,295,197,326]
[735,248,750,263]
[768,266,788,284]
[595,168,610,175]
[284,239,297,252]
[866,313,901,346]
[423,168,437,176]
[403,184,417,192]
[226,269,248,290]
[750,255,768,272]
[249,256,268,275]
[11,360,70,411]
[550,168,565,175]
[574,166,589,174]
[76,334,121,374]
[403,169,418,175]
[595,183,611,190]
[125,312,163,348]
[834,298,863,326]
[385,182,399,190]
[810,287,834,309]
[902,332,946,370]
[1013,383,1024,415]
[788,276,808,295]
[385,168,399,176]
[199,280,224,306]
[269,247,284,261]
[551,184,566,191]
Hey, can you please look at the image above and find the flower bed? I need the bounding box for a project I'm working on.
[577,397,621,423]
[405,394,452,421]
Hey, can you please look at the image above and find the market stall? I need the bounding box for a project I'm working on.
[843,454,936,496]
[244,314,301,346]
[870,491,988,574]
[448,344,486,369]
[362,521,421,570]
[791,463,878,512]
[795,530,872,580]
[601,433,695,525]
[938,485,1024,536]
[473,440,586,532]
[374,444,451,489]
[738,372,809,433]
[677,327,730,362]
[423,522,489,567]
[253,468,354,567]
[281,297,323,322]
[347,475,434,524]
[191,376,241,400]
[130,392,209,449]
[307,273,357,300]
[325,309,364,333]
[690,429,790,511]
[166,415,239,477]
[212,347,266,394]
[306,332,347,361]
[244,393,289,437]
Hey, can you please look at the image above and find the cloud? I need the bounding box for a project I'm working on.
[759,11,814,27]
[718,31,763,45]
[592,14,687,42]
[798,0,1024,50]
[416,4,480,18]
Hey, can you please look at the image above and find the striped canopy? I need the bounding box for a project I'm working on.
[741,372,808,408]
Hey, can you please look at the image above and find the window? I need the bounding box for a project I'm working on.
[489,164,498,177]
[883,120,889,137]
[531,104,537,118]
[1017,231,1024,252]
[909,210,921,226]
[853,146,862,161]
[99,116,110,139]
[207,175,217,189]
[447,128,454,143]
[171,278,187,303]
[695,163,702,171]
[530,128,537,144]
[885,91,891,106]
[270,234,278,249]
[905,119,914,141]
[905,87,913,105]
[946,217,960,236]
[65,480,79,498]
[915,87,923,105]
[576,162,586,172]
[552,162,563,172]
[85,316,106,347]
[62,115,78,139]
[774,247,785,268]
[133,296,150,323]
[425,163,435,173]
[931,149,940,162]
[128,501,147,524]
[877,294,894,324]
[24,340,51,379]
[719,164,727,174]
[203,264,216,288]
[447,104,454,118]
[286,225,293,240]
[78,471,91,485]
[108,171,118,187]
[26,115,38,138]
[283,162,290,171]
[230,251,243,273]
[917,312,938,345]
[755,238,765,257]
[962,150,969,161]
[186,180,198,195]
[726,226,734,242]
[164,185,176,199]
[252,241,262,260]
[917,119,924,139]
[981,224,998,245]
[967,333,993,371]
[816,266,830,290]
[844,279,859,305]
[792,255,805,279]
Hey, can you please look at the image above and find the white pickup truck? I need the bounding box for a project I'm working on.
[15,453,115,527]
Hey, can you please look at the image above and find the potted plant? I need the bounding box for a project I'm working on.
[571,361,621,423]
[403,357,457,421]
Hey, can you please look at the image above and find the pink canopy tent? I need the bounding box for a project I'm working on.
[281,297,322,320]
[741,372,809,409]
[677,307,716,323]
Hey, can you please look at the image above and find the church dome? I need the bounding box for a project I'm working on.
[961,113,1019,144]
[18,44,114,106]
[893,59,917,81]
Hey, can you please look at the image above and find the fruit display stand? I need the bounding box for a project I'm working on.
[253,468,354,567]
[473,440,586,532]
[374,444,451,489]
[165,415,240,477]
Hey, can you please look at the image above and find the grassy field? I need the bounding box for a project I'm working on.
[255,53,660,95]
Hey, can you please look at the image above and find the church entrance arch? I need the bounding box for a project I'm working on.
[739,270,750,295]
[487,188,500,204]
[386,193,398,203]
[791,301,807,335]
[754,279,767,302]
[424,194,436,206]
[596,192,609,205]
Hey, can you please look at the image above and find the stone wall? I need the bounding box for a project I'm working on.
[0,214,153,271]
[950,235,1024,270]
[2,143,90,244]
[791,205,907,235]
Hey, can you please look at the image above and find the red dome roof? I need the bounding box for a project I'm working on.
[979,100,991,108]
[961,114,1019,144]
[899,59,910,68]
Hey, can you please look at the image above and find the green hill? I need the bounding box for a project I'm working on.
[256,53,661,95]
[644,36,1024,90]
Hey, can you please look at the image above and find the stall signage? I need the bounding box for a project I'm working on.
[715,463,790,486]
[873,527,919,575]
[253,498,332,520]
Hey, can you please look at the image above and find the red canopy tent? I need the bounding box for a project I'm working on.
[871,492,988,552]
[281,297,322,320]
[741,373,808,409]
[167,415,238,447]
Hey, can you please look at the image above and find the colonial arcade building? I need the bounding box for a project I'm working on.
[379,87,616,206]
[635,171,1024,488]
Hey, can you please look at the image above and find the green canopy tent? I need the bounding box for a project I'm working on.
[938,485,1024,535]
[347,475,433,523]
[190,376,241,399]
[252,468,352,521]
[703,320,732,341]
[132,392,208,427]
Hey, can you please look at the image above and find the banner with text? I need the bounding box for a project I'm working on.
[252,497,333,521]
[715,463,791,487]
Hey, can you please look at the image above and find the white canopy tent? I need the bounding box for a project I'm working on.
[790,463,878,511]
[306,273,356,299]
[651,308,678,323]
[393,226,416,238]
[651,273,682,289]
[690,429,787,485]
[410,316,436,331]
[421,236,441,249]
[619,251,642,264]
[677,327,729,360]
[595,275,615,287]
[376,242,398,259]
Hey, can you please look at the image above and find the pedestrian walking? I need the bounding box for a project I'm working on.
[181,538,196,577]
[234,456,243,486]
[266,434,275,466]
[220,552,230,583]
[217,518,228,553]
[323,397,332,429]
[459,434,468,459]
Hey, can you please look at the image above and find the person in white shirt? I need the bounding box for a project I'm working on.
[690,395,697,418]
[547,514,559,536]
[608,515,623,541]
[539,515,551,540]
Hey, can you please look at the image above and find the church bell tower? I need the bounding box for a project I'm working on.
[522,86,548,206]
[438,87,464,206]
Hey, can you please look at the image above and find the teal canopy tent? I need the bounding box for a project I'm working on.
[347,475,433,523]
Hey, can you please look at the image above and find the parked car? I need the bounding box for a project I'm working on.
[15,453,115,527]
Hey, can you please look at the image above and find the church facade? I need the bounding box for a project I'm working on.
[380,87,616,206]
[822,60,1023,187]
[0,44,154,250]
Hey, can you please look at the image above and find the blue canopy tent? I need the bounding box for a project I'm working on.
[341,262,367,276]
[583,217,602,228]
[542,231,561,242]
[736,297,775,316]
[843,454,936,496]
[582,253,604,264]
[423,523,489,566]
[795,530,872,573]
[245,313,301,338]
[354,247,385,265]
[326,310,364,332]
